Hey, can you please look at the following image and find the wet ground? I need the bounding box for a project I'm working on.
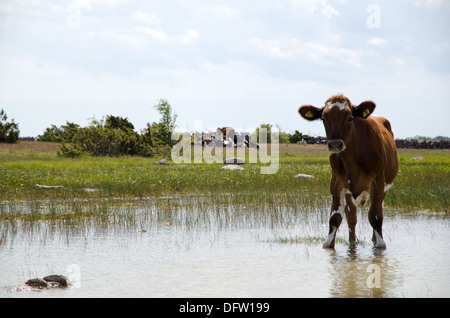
[1,204,449,297]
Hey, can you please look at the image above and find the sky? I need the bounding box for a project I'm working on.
[1,0,449,139]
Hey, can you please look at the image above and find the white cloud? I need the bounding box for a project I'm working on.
[96,0,126,5]
[177,29,200,45]
[133,27,199,45]
[0,0,62,15]
[134,26,169,42]
[211,5,238,19]
[430,41,450,54]
[132,10,159,25]
[248,38,294,59]
[367,37,389,46]
[248,36,363,69]
[291,0,340,18]
[72,0,125,9]
[68,0,93,11]
[405,0,450,9]
[101,31,147,48]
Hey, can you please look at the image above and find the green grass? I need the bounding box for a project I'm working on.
[386,150,450,212]
[0,142,448,219]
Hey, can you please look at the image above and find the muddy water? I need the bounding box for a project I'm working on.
[1,205,449,298]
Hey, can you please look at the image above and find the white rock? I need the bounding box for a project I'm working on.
[224,157,245,164]
[35,184,64,189]
[294,174,314,179]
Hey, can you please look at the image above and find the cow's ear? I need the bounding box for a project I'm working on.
[299,105,323,121]
[353,101,376,119]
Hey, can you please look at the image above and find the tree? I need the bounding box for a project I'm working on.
[105,115,134,131]
[0,109,20,143]
[141,122,165,147]
[255,123,272,143]
[154,99,178,147]
[39,121,80,142]
[289,130,304,144]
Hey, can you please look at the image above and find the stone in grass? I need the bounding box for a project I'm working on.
[224,157,245,164]
[294,174,314,179]
[35,184,64,189]
[153,159,170,165]
[221,165,244,171]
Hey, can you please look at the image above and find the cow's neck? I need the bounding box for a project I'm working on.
[338,128,357,165]
[338,145,357,175]
[336,130,360,178]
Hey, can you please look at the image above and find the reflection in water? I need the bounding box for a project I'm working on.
[327,245,403,298]
[0,200,449,297]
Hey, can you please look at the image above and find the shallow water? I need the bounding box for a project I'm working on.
[1,203,449,298]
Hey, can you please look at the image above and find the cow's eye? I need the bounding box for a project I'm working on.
[347,117,354,123]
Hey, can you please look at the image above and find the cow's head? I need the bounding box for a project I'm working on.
[298,94,376,153]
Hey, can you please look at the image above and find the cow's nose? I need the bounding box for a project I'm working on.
[327,140,344,152]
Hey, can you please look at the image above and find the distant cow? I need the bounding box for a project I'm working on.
[217,127,238,146]
[298,94,398,249]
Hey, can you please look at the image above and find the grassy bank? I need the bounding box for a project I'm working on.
[0,142,448,214]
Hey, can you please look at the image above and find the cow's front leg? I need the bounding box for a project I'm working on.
[345,193,357,244]
[369,182,386,249]
[323,187,345,249]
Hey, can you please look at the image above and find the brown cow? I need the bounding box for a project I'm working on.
[217,127,237,145]
[298,94,398,249]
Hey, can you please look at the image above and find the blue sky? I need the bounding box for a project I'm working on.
[1,0,449,138]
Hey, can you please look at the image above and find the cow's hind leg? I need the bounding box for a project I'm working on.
[345,193,357,244]
[369,183,386,249]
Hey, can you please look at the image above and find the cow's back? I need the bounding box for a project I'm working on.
[369,116,398,185]
[372,116,394,137]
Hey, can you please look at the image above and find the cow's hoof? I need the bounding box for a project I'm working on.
[323,227,337,248]
[374,231,386,249]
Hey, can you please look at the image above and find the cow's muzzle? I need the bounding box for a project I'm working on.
[327,139,346,153]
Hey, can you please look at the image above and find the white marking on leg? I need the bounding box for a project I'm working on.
[323,226,337,248]
[374,230,386,249]
[384,183,393,193]
[325,189,346,248]
[331,189,346,217]
[352,190,370,207]
[331,206,343,217]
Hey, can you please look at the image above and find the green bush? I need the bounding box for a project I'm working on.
[53,99,179,158]
[72,126,140,157]
[57,143,84,158]
[39,122,80,142]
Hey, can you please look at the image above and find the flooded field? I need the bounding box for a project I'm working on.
[1,200,449,298]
